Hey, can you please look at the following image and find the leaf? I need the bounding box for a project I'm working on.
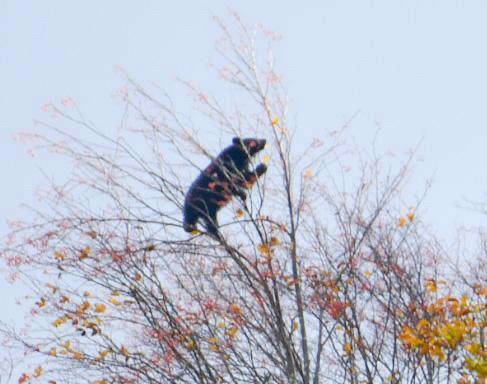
[271,117,279,126]
[426,279,437,293]
[109,297,122,306]
[258,243,271,256]
[79,247,91,260]
[292,321,298,332]
[60,295,70,303]
[120,346,130,357]
[229,303,243,316]
[270,237,280,246]
[95,303,106,313]
[33,366,43,378]
[145,244,156,251]
[217,321,226,329]
[235,209,245,218]
[227,326,239,339]
[36,297,47,309]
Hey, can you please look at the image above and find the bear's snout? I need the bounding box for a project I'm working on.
[256,139,266,151]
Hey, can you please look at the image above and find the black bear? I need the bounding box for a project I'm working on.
[183,137,267,238]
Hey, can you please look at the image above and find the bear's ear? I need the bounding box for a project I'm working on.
[232,137,242,145]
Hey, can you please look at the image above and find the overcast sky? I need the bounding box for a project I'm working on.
[2,0,487,351]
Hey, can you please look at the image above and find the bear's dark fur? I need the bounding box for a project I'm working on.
[183,137,267,237]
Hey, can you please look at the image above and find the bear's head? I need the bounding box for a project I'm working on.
[232,137,267,157]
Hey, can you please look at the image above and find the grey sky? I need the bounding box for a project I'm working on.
[1,0,486,358]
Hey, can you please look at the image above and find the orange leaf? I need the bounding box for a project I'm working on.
[33,366,43,378]
[95,303,106,313]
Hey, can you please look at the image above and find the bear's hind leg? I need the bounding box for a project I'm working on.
[202,209,221,239]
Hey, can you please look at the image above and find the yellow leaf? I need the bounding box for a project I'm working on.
[53,316,67,328]
[63,340,72,351]
[416,319,429,330]
[109,297,121,306]
[217,321,226,329]
[209,337,218,344]
[343,343,353,354]
[425,279,437,293]
[262,155,270,164]
[49,347,57,357]
[191,229,200,235]
[227,326,239,339]
[466,343,482,356]
[408,212,415,222]
[398,217,407,228]
[210,344,218,351]
[271,117,279,126]
[292,321,298,332]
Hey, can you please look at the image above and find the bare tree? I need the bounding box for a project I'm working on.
[1,12,485,384]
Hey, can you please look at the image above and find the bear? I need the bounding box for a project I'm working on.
[183,137,268,238]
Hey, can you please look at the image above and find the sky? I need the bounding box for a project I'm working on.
[1,0,487,374]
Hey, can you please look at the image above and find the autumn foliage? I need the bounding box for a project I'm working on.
[1,13,485,384]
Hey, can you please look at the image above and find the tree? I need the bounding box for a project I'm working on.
[1,13,485,384]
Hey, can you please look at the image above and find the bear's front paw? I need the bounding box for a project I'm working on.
[255,163,267,176]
